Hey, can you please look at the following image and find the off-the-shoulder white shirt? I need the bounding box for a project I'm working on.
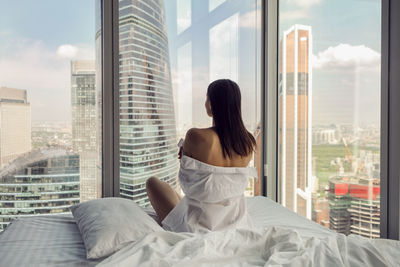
[162,153,257,233]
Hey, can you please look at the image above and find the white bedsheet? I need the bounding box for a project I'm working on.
[0,215,101,266]
[247,196,333,238]
[98,197,400,267]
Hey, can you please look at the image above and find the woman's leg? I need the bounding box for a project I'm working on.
[146,177,181,222]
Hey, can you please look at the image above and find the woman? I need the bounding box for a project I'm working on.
[146,79,257,232]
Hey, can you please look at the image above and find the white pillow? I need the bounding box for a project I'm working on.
[71,197,163,259]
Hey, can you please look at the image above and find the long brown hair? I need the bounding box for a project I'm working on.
[207,79,256,158]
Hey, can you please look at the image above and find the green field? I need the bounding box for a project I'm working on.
[312,144,379,190]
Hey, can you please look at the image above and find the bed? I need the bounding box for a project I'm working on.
[0,197,398,266]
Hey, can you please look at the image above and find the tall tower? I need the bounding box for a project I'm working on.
[118,0,179,206]
[279,25,313,218]
[71,60,99,202]
[0,87,31,168]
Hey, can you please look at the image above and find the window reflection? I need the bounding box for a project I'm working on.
[209,13,239,82]
[209,0,226,12]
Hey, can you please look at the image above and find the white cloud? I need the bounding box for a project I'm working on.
[0,37,95,122]
[56,44,94,59]
[285,0,321,7]
[312,44,380,70]
[0,30,12,38]
[56,44,78,58]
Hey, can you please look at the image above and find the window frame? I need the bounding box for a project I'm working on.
[268,0,399,240]
[381,0,400,240]
[262,0,278,201]
[101,0,120,198]
[99,0,400,241]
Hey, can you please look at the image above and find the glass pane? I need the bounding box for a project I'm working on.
[278,0,381,238]
[118,0,262,206]
[0,0,101,231]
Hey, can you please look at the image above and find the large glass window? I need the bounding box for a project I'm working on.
[118,0,262,206]
[0,0,101,231]
[278,0,381,238]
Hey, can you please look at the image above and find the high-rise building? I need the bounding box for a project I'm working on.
[279,25,313,218]
[328,176,353,235]
[312,197,330,227]
[312,129,337,145]
[328,175,380,238]
[348,179,380,238]
[0,87,31,168]
[117,0,179,206]
[71,60,99,202]
[0,149,79,231]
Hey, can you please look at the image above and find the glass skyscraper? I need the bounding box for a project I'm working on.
[71,60,100,202]
[118,0,179,206]
[0,149,80,231]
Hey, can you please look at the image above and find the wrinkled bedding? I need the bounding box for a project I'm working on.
[98,226,400,267]
[1,197,399,267]
[98,197,400,267]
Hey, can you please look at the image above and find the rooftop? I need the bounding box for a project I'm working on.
[0,87,28,104]
[0,148,77,179]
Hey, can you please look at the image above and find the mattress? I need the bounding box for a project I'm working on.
[0,197,334,266]
[0,215,101,266]
[248,196,333,238]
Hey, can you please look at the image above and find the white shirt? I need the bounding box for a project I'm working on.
[162,154,257,233]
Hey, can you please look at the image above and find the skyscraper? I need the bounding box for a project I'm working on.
[117,0,179,206]
[0,87,31,168]
[328,175,380,238]
[0,149,79,231]
[279,25,313,218]
[71,60,100,202]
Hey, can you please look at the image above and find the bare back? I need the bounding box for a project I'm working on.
[182,127,252,167]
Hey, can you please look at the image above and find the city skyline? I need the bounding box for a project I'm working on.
[0,0,382,237]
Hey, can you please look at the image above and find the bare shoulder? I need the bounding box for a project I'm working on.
[183,128,216,157]
[185,127,215,139]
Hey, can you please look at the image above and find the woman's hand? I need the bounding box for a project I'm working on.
[177,138,184,159]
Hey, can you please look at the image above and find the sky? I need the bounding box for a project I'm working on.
[280,0,381,126]
[0,0,96,123]
[0,0,381,127]
[166,0,381,130]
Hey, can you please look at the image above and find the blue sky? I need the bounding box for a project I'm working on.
[0,0,95,123]
[0,0,95,48]
[0,0,381,126]
[280,0,381,126]
[165,0,381,129]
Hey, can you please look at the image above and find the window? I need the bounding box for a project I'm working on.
[0,0,101,231]
[117,0,262,206]
[278,0,381,238]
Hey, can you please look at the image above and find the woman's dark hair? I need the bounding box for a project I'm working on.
[207,79,256,158]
